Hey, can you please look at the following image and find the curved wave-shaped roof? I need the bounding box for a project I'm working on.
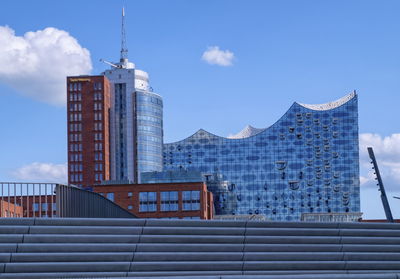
[227,125,266,139]
[297,91,356,111]
[165,92,356,143]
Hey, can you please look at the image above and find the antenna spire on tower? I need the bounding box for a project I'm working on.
[120,7,128,61]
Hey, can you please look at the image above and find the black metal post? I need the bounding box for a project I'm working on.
[367,147,394,223]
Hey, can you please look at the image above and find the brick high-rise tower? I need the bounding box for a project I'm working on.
[67,76,111,187]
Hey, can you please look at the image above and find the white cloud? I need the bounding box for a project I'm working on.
[202,46,234,66]
[0,26,92,106]
[359,133,400,192]
[12,162,67,183]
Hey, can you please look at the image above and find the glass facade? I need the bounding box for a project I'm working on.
[105,64,163,183]
[163,93,360,221]
[135,91,164,179]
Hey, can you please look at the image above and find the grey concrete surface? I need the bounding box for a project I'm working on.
[0,218,398,278]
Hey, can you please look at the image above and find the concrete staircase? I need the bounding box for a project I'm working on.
[0,218,399,278]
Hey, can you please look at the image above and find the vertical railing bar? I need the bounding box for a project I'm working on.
[7,183,10,218]
[60,185,63,218]
[20,183,23,218]
[26,184,29,218]
[51,184,54,218]
[39,183,42,218]
[14,183,16,218]
[33,184,35,218]
[45,184,47,218]
[59,184,62,218]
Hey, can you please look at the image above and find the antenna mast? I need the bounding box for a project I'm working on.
[120,7,128,62]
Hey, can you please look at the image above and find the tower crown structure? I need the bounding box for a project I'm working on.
[120,7,128,63]
[103,7,163,183]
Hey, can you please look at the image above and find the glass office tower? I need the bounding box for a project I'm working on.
[163,92,360,221]
[104,59,163,183]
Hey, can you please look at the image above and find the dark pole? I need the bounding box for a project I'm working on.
[367,147,394,223]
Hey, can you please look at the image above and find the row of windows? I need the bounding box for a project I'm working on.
[138,191,200,212]
[137,94,163,106]
[69,113,82,122]
[94,103,102,111]
[69,103,82,112]
[161,191,179,212]
[94,163,103,171]
[69,93,82,102]
[93,82,102,90]
[69,133,82,142]
[137,125,161,134]
[69,83,82,91]
[137,105,162,117]
[70,153,82,162]
[94,143,103,151]
[94,92,103,101]
[182,191,201,211]
[69,123,82,132]
[95,173,103,181]
[33,203,57,211]
[94,152,103,161]
[94,112,103,121]
[70,164,83,172]
[94,133,103,141]
[94,122,103,131]
[70,173,83,182]
[137,144,162,154]
[3,211,22,218]
[137,115,162,125]
[138,135,162,143]
[139,192,158,212]
[69,143,82,152]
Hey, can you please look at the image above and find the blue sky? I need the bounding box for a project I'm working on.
[0,0,399,219]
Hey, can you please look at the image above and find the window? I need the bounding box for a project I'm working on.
[128,192,133,197]
[182,191,200,211]
[106,192,114,201]
[33,203,39,212]
[139,192,157,212]
[41,203,48,211]
[128,205,133,210]
[161,191,178,211]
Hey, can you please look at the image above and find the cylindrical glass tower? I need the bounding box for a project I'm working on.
[134,88,163,182]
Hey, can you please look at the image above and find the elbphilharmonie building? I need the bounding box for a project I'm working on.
[163,92,359,221]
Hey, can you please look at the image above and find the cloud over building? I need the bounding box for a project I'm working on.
[0,26,92,106]
[12,162,67,183]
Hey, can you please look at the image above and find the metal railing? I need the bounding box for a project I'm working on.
[301,212,363,222]
[0,183,136,218]
[56,184,135,218]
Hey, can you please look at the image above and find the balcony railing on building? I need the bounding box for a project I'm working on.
[0,183,136,218]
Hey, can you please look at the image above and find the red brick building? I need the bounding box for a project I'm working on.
[67,76,111,187]
[92,182,213,219]
[5,196,57,218]
[0,200,23,218]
